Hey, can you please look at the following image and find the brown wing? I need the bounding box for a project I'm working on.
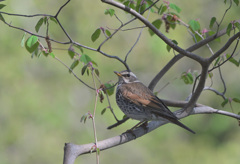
[120,82,195,134]
[120,82,177,119]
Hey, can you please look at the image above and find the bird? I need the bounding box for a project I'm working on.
[114,70,195,134]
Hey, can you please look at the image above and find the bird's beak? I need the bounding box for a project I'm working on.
[114,71,122,77]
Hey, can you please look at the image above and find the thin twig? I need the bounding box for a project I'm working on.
[91,71,100,164]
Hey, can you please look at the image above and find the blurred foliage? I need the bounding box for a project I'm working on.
[0,0,240,164]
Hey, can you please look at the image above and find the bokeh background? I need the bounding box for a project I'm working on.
[0,0,240,164]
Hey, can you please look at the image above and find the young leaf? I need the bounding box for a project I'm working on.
[69,60,79,73]
[104,83,115,96]
[0,4,6,10]
[104,9,115,16]
[208,31,221,42]
[80,113,89,123]
[0,13,5,22]
[234,22,240,31]
[68,47,75,59]
[166,40,178,52]
[35,18,44,32]
[188,20,200,31]
[101,108,107,115]
[209,17,216,29]
[80,54,92,64]
[25,36,39,53]
[221,99,229,107]
[233,98,240,103]
[158,4,167,15]
[95,68,100,77]
[43,16,48,24]
[233,0,239,6]
[21,33,26,47]
[214,56,221,66]
[81,64,88,75]
[50,17,58,24]
[226,54,239,67]
[169,3,181,13]
[91,28,101,42]
[26,35,38,48]
[96,148,100,155]
[226,23,232,36]
[186,72,193,84]
[166,44,172,52]
[49,52,55,58]
[148,19,162,36]
[105,29,112,37]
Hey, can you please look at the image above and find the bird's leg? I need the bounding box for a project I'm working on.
[107,117,130,129]
[139,121,149,132]
[123,121,148,139]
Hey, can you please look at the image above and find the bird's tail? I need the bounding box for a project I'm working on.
[170,118,196,134]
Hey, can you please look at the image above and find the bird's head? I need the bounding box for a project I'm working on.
[114,70,139,84]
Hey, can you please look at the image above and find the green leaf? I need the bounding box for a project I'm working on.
[95,68,100,77]
[181,72,194,84]
[104,9,115,17]
[96,148,100,155]
[221,99,229,107]
[234,22,240,31]
[186,72,193,84]
[105,29,111,37]
[169,3,181,13]
[91,28,101,42]
[104,83,115,96]
[158,4,167,15]
[50,17,58,24]
[68,47,75,59]
[208,72,213,78]
[233,98,240,103]
[43,17,48,24]
[233,0,239,5]
[21,33,26,47]
[123,1,135,10]
[226,23,232,36]
[42,51,49,57]
[26,35,38,48]
[166,44,171,52]
[208,31,221,42]
[25,36,39,53]
[80,113,89,123]
[166,40,178,52]
[35,18,44,33]
[188,20,200,31]
[209,17,216,29]
[214,56,221,66]
[226,54,239,67]
[193,33,202,42]
[49,52,55,58]
[148,19,162,36]
[0,13,5,22]
[81,64,88,75]
[80,54,92,64]
[69,60,79,73]
[101,108,107,115]
[0,4,6,10]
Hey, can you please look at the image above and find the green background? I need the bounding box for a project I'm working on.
[0,0,240,164]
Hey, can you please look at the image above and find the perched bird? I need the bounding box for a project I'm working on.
[114,70,195,134]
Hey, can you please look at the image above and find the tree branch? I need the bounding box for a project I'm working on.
[148,21,240,90]
[63,105,240,164]
[101,0,204,63]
